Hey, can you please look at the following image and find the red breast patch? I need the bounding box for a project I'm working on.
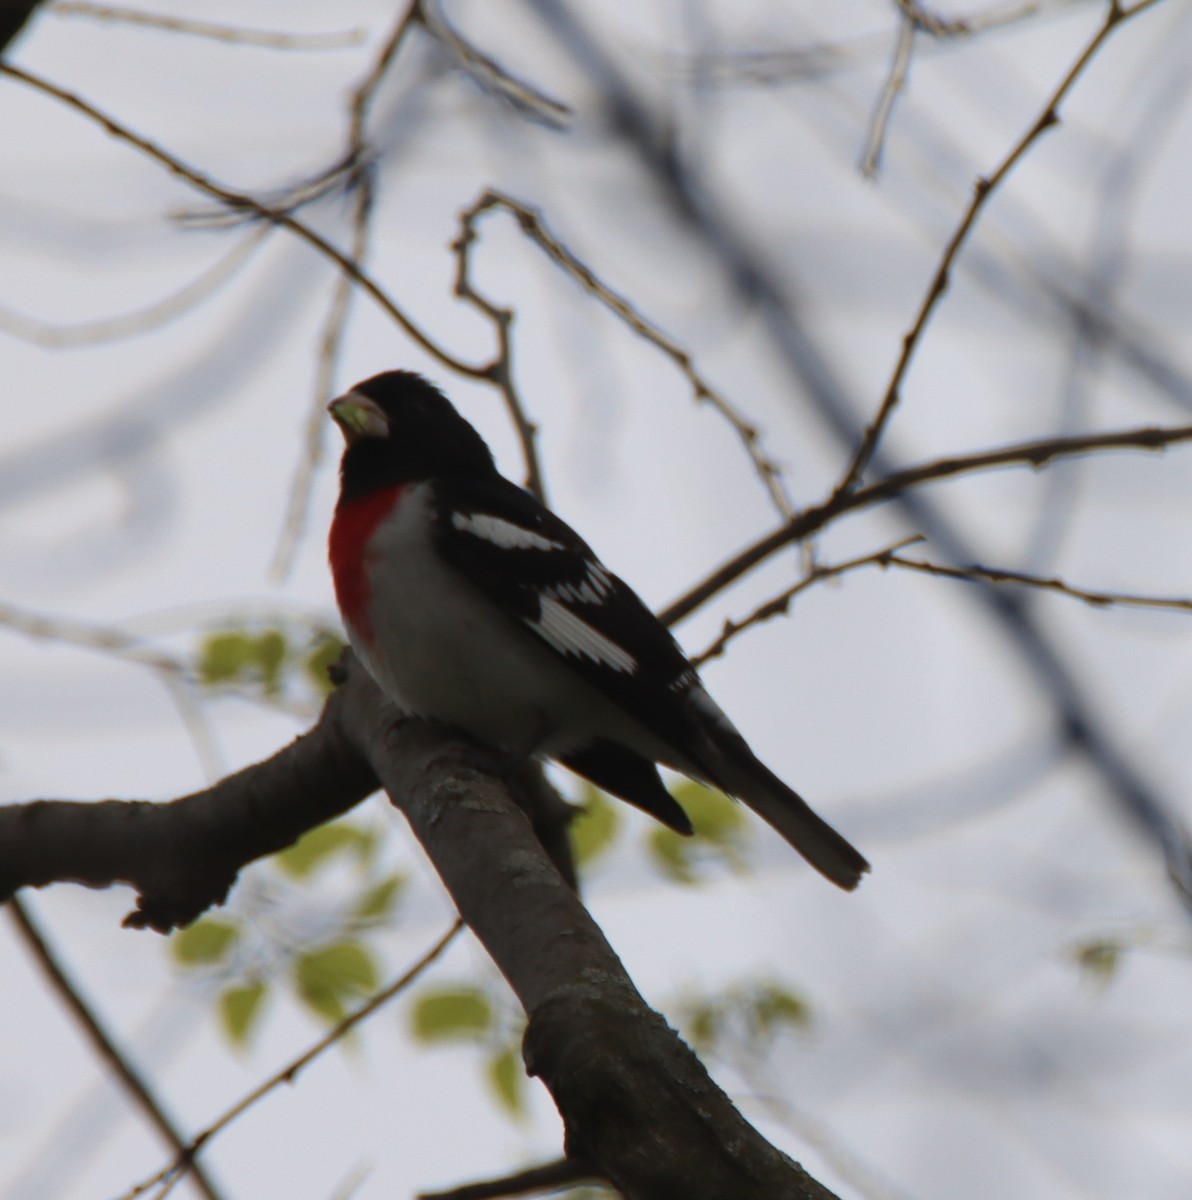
[329,484,407,645]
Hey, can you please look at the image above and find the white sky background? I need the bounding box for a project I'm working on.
[2,1,1192,1198]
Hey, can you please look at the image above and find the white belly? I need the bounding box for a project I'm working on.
[347,484,673,761]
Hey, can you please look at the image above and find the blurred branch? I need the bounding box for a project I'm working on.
[122,921,462,1200]
[418,1157,599,1200]
[49,3,366,49]
[270,2,421,579]
[269,176,376,580]
[9,897,226,1200]
[0,597,315,721]
[456,189,795,519]
[0,62,489,378]
[836,0,1167,497]
[668,1,1068,86]
[0,227,269,347]
[860,13,915,179]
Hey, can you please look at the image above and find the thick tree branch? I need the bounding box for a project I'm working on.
[0,670,379,931]
[1,655,844,1197]
[340,665,841,1200]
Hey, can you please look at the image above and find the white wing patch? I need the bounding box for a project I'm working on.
[545,562,613,606]
[451,511,563,551]
[531,596,637,673]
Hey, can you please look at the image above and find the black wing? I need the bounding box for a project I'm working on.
[430,475,715,770]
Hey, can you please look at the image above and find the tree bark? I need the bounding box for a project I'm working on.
[1,655,842,1199]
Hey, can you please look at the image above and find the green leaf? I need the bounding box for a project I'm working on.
[1073,937,1123,984]
[294,941,379,1023]
[172,918,239,966]
[487,1044,525,1117]
[199,632,255,686]
[254,629,288,693]
[671,781,746,843]
[570,787,620,866]
[683,999,724,1054]
[353,874,406,921]
[409,986,494,1043]
[648,827,697,884]
[276,821,372,878]
[305,634,347,696]
[751,983,812,1038]
[647,784,751,882]
[220,981,268,1045]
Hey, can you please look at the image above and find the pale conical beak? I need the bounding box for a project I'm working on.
[328,392,390,441]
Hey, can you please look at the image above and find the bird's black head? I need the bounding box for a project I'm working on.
[330,371,496,498]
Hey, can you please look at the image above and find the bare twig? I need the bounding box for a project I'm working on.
[452,194,545,502]
[9,898,226,1200]
[120,921,463,1200]
[882,554,1192,613]
[269,3,423,579]
[344,0,423,157]
[661,420,1192,627]
[0,63,487,379]
[860,14,915,179]
[419,0,571,127]
[455,189,795,519]
[692,537,923,666]
[835,0,1167,496]
[50,2,365,48]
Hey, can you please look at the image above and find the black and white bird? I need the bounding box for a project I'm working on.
[328,370,868,890]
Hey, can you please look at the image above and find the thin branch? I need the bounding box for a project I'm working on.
[49,2,366,49]
[418,1157,601,1200]
[883,554,1192,613]
[860,14,915,179]
[0,598,314,719]
[120,921,462,1200]
[456,189,796,519]
[661,420,1192,627]
[269,177,376,580]
[834,0,1166,496]
[269,3,423,579]
[9,897,226,1200]
[452,193,545,502]
[419,0,571,128]
[692,537,923,666]
[344,0,423,158]
[668,1,1065,87]
[0,63,488,379]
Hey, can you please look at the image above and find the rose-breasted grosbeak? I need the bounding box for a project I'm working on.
[328,371,868,890]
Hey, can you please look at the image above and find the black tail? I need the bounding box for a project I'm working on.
[718,755,869,890]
